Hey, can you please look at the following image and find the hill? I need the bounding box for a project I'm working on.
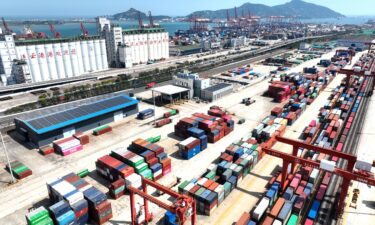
[113,8,171,20]
[188,0,344,19]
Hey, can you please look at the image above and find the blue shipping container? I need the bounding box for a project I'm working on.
[308,200,321,220]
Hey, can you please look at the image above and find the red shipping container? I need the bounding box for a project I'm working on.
[235,212,250,225]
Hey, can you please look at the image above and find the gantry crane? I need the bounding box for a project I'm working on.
[262,136,375,217]
[128,177,196,225]
[49,23,61,38]
[80,22,89,37]
[1,17,13,34]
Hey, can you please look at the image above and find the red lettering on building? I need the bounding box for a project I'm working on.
[31,53,37,59]
[48,52,54,58]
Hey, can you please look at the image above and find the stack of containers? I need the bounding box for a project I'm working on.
[93,125,112,136]
[60,173,111,225]
[53,137,83,156]
[39,145,54,156]
[6,160,32,179]
[96,155,135,182]
[174,111,235,143]
[73,132,90,145]
[48,201,75,225]
[128,139,171,177]
[178,137,201,160]
[83,187,113,224]
[164,109,178,118]
[109,179,126,199]
[188,127,208,150]
[26,207,53,225]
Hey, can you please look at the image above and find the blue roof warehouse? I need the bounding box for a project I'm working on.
[14,94,139,147]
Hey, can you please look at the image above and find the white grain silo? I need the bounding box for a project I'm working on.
[44,44,58,80]
[87,40,97,71]
[75,41,84,74]
[100,39,107,70]
[53,43,65,79]
[141,34,147,62]
[26,45,42,82]
[93,39,102,70]
[81,40,90,72]
[68,42,79,76]
[61,42,73,78]
[36,44,50,81]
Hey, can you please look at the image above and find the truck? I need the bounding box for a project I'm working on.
[146,82,156,89]
[242,97,256,106]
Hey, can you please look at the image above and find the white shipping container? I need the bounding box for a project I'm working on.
[252,197,270,221]
[320,159,336,171]
[309,168,319,184]
[179,137,198,148]
[197,177,207,186]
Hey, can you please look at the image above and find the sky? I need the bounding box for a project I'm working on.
[1,0,374,18]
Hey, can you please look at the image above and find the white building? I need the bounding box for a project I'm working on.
[121,28,169,66]
[0,34,108,84]
[96,18,169,68]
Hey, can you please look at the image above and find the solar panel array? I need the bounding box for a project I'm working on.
[26,96,131,131]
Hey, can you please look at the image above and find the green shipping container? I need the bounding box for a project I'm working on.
[135,163,149,173]
[178,180,190,193]
[34,217,53,225]
[114,186,126,194]
[94,125,110,132]
[223,182,231,197]
[205,171,216,180]
[77,169,89,178]
[287,214,298,225]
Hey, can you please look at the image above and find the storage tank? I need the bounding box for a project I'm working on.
[61,42,73,78]
[15,45,28,62]
[87,40,97,71]
[99,39,107,70]
[26,45,42,82]
[75,41,84,74]
[68,42,79,76]
[152,33,157,60]
[53,43,65,79]
[35,44,50,81]
[93,39,102,70]
[157,33,162,59]
[80,41,90,72]
[142,34,147,62]
[44,44,58,80]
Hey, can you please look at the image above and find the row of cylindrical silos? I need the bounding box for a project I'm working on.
[123,32,169,64]
[15,39,108,83]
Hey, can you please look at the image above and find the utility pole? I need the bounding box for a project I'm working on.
[0,131,15,183]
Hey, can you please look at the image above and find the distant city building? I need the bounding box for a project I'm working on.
[0,34,108,85]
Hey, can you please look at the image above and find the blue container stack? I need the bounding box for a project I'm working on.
[178,137,201,160]
[164,211,177,225]
[49,201,75,225]
[188,127,208,150]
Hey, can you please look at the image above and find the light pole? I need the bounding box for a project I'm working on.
[0,131,15,183]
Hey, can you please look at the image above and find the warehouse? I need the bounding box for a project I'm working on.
[14,94,138,147]
[200,83,233,102]
[0,34,108,84]
[152,85,190,104]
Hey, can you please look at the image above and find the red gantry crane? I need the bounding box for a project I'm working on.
[49,23,61,38]
[128,177,196,225]
[80,22,89,37]
[262,136,375,217]
[1,17,13,34]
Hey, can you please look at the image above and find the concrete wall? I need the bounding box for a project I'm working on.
[15,104,138,147]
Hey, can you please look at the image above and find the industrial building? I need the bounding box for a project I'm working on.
[96,17,169,68]
[14,94,139,147]
[152,85,190,104]
[0,34,108,85]
[200,83,233,102]
[173,71,210,98]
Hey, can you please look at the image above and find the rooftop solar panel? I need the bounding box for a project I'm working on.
[21,95,138,134]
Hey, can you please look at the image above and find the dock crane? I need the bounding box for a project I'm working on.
[49,23,61,38]
[138,11,144,29]
[262,136,375,218]
[1,17,13,34]
[80,22,89,37]
[128,177,196,225]
[148,11,154,28]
